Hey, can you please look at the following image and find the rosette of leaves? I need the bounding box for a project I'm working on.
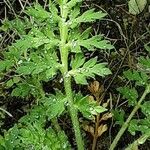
[0,1,114,149]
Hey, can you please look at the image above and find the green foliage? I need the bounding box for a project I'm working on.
[25,4,51,21]
[41,91,67,119]
[78,35,114,50]
[0,105,71,150]
[123,70,148,86]
[112,109,125,126]
[0,1,114,149]
[128,118,150,136]
[117,87,138,106]
[74,93,107,120]
[144,44,150,52]
[70,55,111,84]
[70,9,107,28]
[125,134,150,150]
[111,44,150,149]
[0,18,31,34]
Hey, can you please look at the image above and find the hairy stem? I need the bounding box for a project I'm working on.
[64,77,84,150]
[109,85,150,150]
[59,1,84,149]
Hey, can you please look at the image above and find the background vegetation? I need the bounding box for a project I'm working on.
[0,0,150,149]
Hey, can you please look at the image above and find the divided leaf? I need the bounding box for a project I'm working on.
[67,0,82,9]
[70,35,114,52]
[6,77,21,88]
[138,56,150,72]
[71,53,85,69]
[117,87,138,106]
[25,3,51,21]
[128,119,139,135]
[71,9,107,28]
[0,18,31,35]
[141,101,150,117]
[16,52,59,80]
[16,62,36,75]
[123,70,148,86]
[0,60,14,72]
[11,83,31,97]
[49,1,60,22]
[69,5,80,20]
[74,93,107,120]
[70,57,111,84]
[78,35,114,50]
[112,109,125,125]
[128,118,150,136]
[0,116,71,149]
[41,91,67,119]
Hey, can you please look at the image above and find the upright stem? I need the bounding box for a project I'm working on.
[109,85,150,150]
[64,77,84,150]
[59,1,84,150]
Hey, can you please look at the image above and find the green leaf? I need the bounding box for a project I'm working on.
[0,60,14,72]
[0,19,11,32]
[128,119,139,135]
[138,56,150,72]
[141,101,150,117]
[9,18,28,35]
[144,44,150,53]
[26,3,51,21]
[128,118,150,136]
[9,35,51,57]
[128,0,147,15]
[42,91,67,119]
[74,74,88,85]
[6,79,14,87]
[0,18,30,35]
[117,87,138,106]
[125,133,150,150]
[70,40,82,53]
[49,1,60,22]
[112,109,125,125]
[74,93,107,120]
[45,68,57,79]
[78,35,114,51]
[16,63,36,75]
[13,76,21,84]
[1,117,71,150]
[83,57,97,68]
[11,83,31,97]
[71,53,85,69]
[80,27,91,40]
[123,70,148,86]
[71,9,107,28]
[32,64,48,75]
[69,57,111,84]
[6,76,20,88]
[67,0,82,9]
[69,5,80,20]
